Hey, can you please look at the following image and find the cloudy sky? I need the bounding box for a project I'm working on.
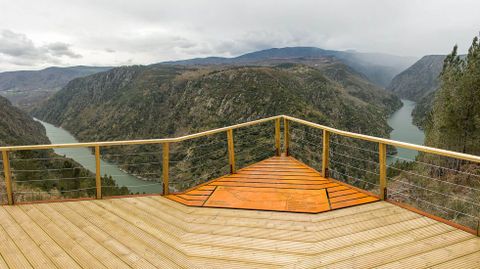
[0,0,479,71]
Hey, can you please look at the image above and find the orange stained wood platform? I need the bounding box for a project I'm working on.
[168,156,380,213]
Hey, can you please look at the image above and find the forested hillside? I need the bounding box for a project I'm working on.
[33,64,401,141]
[32,63,401,191]
[0,95,127,204]
[389,36,480,230]
[387,55,445,101]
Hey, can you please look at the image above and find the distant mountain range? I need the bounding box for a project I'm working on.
[0,46,415,112]
[32,63,401,143]
[0,66,112,110]
[162,47,416,87]
[31,62,401,190]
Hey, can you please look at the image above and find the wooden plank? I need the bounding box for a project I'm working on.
[168,195,205,206]
[287,222,456,268]
[186,190,213,196]
[329,192,368,203]
[88,200,201,268]
[20,205,108,269]
[4,206,82,269]
[178,194,209,201]
[52,202,157,269]
[327,188,357,197]
[226,174,326,180]
[197,186,216,191]
[319,226,470,269]
[215,178,330,185]
[0,224,33,268]
[208,181,339,189]
[0,252,9,269]
[330,196,379,209]
[203,186,330,213]
[65,201,184,269]
[34,203,130,269]
[430,251,480,269]
[0,207,56,269]
[375,237,480,268]
[236,171,319,176]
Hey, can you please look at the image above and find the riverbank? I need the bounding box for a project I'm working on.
[37,119,163,194]
[387,99,425,162]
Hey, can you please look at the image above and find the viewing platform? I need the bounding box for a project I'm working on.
[168,156,379,212]
[1,115,480,268]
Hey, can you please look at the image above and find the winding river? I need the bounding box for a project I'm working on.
[387,99,425,163]
[37,120,162,194]
[36,99,422,191]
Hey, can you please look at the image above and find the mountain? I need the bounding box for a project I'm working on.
[0,96,49,146]
[0,95,127,204]
[387,55,445,101]
[0,65,112,110]
[32,64,401,141]
[162,47,416,87]
[31,63,401,191]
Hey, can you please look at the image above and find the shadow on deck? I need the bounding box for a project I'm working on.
[168,156,379,213]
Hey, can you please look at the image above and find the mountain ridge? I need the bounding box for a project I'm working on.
[162,46,416,87]
[32,63,401,142]
[0,65,112,110]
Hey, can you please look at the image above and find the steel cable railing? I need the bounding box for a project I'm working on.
[384,152,480,231]
[288,119,480,232]
[1,115,480,235]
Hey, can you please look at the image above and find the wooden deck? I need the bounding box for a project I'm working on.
[0,197,479,268]
[168,156,379,213]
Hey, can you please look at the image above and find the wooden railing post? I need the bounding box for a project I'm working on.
[275,118,281,156]
[284,118,289,156]
[163,142,170,195]
[227,129,236,174]
[379,143,387,200]
[2,150,13,205]
[322,130,330,178]
[94,145,102,199]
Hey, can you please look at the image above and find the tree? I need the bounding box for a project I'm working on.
[425,36,480,160]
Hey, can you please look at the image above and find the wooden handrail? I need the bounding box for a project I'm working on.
[2,115,479,165]
[0,116,282,151]
[283,115,480,164]
[2,115,480,205]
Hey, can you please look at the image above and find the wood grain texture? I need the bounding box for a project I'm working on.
[0,198,479,268]
[168,156,380,212]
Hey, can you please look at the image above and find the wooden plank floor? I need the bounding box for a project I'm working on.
[168,156,379,212]
[0,197,479,268]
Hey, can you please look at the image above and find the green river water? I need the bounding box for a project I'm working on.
[387,99,425,163]
[37,120,163,194]
[36,99,423,191]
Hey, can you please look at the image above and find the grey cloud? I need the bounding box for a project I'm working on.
[44,42,82,58]
[0,29,82,67]
[0,0,479,70]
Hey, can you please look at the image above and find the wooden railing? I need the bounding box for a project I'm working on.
[1,115,480,217]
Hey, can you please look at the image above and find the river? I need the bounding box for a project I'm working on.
[37,120,163,194]
[36,99,421,191]
[387,99,425,163]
